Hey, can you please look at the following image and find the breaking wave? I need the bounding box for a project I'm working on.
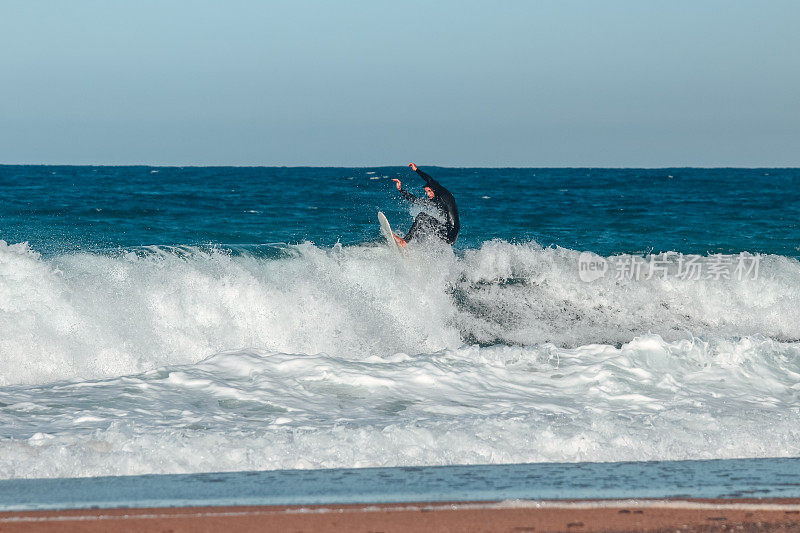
[3,238,800,478]
[1,238,799,386]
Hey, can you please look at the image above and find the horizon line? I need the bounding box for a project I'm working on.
[2,163,799,170]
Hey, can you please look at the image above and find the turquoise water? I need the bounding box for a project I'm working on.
[1,165,800,481]
[1,458,799,511]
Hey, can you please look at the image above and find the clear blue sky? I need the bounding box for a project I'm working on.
[1,0,798,166]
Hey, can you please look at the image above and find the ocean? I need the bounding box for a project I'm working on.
[1,165,799,480]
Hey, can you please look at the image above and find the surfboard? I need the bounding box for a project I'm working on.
[378,211,404,253]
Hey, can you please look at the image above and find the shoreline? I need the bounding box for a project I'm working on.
[3,458,800,530]
[4,457,800,511]
[2,499,800,532]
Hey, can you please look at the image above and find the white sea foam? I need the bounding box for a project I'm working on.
[1,337,799,478]
[2,238,800,386]
[2,239,800,478]
[0,239,459,385]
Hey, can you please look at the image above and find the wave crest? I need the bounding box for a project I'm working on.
[2,238,799,385]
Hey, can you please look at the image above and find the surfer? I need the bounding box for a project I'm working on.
[391,164,459,247]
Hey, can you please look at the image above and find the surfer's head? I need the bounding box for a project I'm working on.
[425,186,434,199]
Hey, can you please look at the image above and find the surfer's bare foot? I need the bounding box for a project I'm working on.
[393,234,407,248]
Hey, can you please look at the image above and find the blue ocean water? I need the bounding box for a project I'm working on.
[2,458,800,511]
[2,166,798,256]
[1,165,800,481]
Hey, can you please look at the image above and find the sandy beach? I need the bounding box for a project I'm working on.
[2,499,800,532]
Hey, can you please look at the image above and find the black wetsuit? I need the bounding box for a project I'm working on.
[399,168,459,244]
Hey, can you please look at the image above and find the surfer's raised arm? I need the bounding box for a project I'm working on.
[392,178,425,205]
[409,163,442,191]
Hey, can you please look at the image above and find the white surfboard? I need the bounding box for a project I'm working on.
[378,211,403,254]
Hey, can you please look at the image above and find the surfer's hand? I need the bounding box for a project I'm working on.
[409,163,418,172]
[392,178,402,190]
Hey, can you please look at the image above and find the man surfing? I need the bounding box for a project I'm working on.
[391,163,459,247]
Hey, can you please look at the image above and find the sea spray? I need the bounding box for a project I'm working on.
[3,238,800,478]
[1,336,799,478]
[3,239,800,385]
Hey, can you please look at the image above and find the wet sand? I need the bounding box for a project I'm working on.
[2,499,800,532]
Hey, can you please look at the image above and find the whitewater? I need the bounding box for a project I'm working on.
[2,234,800,479]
